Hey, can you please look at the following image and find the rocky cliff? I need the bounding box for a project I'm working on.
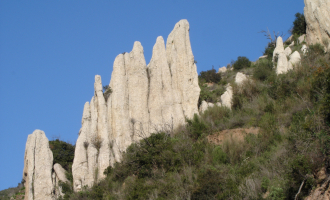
[72,19,200,191]
[304,0,330,50]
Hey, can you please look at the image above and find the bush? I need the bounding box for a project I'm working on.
[291,13,306,36]
[199,68,221,83]
[49,139,75,171]
[263,42,275,59]
[233,56,251,70]
[186,114,208,140]
[253,59,274,81]
[103,85,112,102]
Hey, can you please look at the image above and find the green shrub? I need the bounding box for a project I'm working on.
[186,114,208,140]
[291,13,306,36]
[103,85,112,102]
[212,146,229,164]
[199,68,221,83]
[49,139,75,171]
[233,56,251,70]
[253,59,274,81]
[263,42,275,59]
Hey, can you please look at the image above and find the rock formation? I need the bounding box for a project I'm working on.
[23,130,54,200]
[199,101,215,114]
[221,84,233,109]
[302,44,308,55]
[298,34,306,44]
[273,36,285,62]
[288,51,301,70]
[276,53,289,75]
[304,0,330,50]
[284,46,292,56]
[218,66,227,73]
[235,72,248,85]
[53,163,69,198]
[72,19,200,190]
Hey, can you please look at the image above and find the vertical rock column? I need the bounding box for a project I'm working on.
[166,19,200,128]
[148,36,175,133]
[23,130,54,200]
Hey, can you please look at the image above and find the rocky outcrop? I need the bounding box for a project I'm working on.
[221,84,233,109]
[304,0,330,50]
[273,36,285,62]
[218,66,227,73]
[199,101,215,113]
[23,130,54,200]
[288,51,301,70]
[72,19,200,190]
[302,44,308,55]
[235,72,248,85]
[53,163,69,198]
[276,53,289,75]
[284,47,292,56]
[298,34,306,44]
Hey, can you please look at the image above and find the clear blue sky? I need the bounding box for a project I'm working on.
[0,1,304,190]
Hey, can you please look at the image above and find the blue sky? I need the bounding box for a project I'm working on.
[0,1,304,190]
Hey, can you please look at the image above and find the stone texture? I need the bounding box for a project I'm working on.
[235,72,248,85]
[302,44,308,55]
[53,163,68,198]
[148,36,177,133]
[276,53,289,75]
[218,66,227,73]
[288,51,301,70]
[23,130,54,200]
[199,101,209,113]
[221,84,233,109]
[53,163,68,183]
[273,36,285,62]
[305,178,330,200]
[284,47,292,56]
[216,102,222,107]
[199,101,214,113]
[166,19,200,120]
[304,0,330,50]
[298,34,306,44]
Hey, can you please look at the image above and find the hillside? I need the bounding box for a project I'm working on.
[2,1,330,200]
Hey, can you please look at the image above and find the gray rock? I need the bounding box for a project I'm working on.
[221,84,233,109]
[273,36,285,62]
[284,47,292,56]
[288,51,301,70]
[235,72,248,85]
[218,66,227,73]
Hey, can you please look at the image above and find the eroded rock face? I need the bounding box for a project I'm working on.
[218,66,227,73]
[72,19,200,190]
[23,130,53,200]
[304,0,330,50]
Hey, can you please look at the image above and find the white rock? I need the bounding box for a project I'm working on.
[199,101,209,113]
[221,85,233,109]
[72,102,94,191]
[304,0,330,50]
[54,163,68,183]
[284,47,292,56]
[288,51,301,70]
[298,34,306,44]
[259,55,268,59]
[301,44,308,55]
[23,130,54,200]
[273,36,285,62]
[148,36,178,133]
[218,66,227,73]
[216,102,222,107]
[199,101,214,113]
[276,53,289,75]
[289,41,295,47]
[235,72,248,85]
[166,19,200,120]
